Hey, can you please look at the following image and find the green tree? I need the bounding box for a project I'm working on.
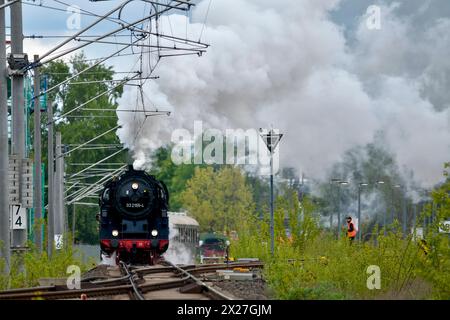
[180,166,255,233]
[150,146,200,211]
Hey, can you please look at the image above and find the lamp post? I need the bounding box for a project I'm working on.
[331,179,348,238]
[358,183,368,241]
[375,180,386,234]
[394,184,405,235]
[260,128,283,257]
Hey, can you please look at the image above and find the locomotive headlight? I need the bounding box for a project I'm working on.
[151,229,158,237]
[131,182,139,190]
[112,230,119,237]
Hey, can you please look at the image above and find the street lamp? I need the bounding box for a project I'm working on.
[358,183,368,241]
[375,180,387,234]
[393,184,408,237]
[392,184,405,233]
[331,179,348,238]
[260,128,283,257]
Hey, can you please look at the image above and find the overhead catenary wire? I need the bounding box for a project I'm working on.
[0,0,18,10]
[73,37,207,52]
[69,149,125,180]
[57,125,121,158]
[23,1,125,22]
[65,77,158,85]
[66,165,127,204]
[36,38,143,99]
[65,165,126,200]
[36,0,141,63]
[28,1,207,214]
[67,163,125,166]
[199,0,213,42]
[36,1,191,66]
[48,73,140,124]
[80,108,170,114]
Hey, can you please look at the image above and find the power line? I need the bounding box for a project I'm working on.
[58,125,121,158]
[22,1,124,22]
[68,149,125,180]
[49,73,140,123]
[38,41,141,99]
[45,71,140,75]
[24,34,134,39]
[199,0,213,41]
[37,1,183,65]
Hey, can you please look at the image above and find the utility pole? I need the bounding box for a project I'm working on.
[54,132,64,250]
[10,0,26,248]
[47,100,54,255]
[0,0,10,271]
[269,154,274,255]
[33,55,42,251]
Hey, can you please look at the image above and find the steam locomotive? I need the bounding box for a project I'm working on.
[99,165,169,264]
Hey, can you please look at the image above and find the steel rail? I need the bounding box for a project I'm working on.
[0,284,135,300]
[133,261,264,276]
[0,285,56,296]
[0,275,189,300]
[0,260,263,300]
[120,262,145,300]
[163,261,234,300]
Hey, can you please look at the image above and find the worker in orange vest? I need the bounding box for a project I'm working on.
[346,216,357,241]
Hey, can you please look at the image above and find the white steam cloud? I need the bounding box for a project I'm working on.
[163,220,195,265]
[117,0,450,187]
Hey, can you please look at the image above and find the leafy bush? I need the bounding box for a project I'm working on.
[231,183,450,300]
[0,238,90,290]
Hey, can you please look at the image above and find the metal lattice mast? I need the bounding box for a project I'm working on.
[0,0,10,271]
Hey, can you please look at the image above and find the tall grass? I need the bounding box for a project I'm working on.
[0,236,91,290]
[231,191,450,300]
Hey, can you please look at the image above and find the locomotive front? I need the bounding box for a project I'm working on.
[99,165,169,264]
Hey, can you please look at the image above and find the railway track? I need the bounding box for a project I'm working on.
[0,261,264,300]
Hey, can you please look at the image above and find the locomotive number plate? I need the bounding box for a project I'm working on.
[126,203,144,208]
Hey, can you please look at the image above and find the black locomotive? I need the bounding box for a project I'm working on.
[99,165,169,264]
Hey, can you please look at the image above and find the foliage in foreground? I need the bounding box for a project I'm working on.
[0,241,91,290]
[231,181,450,300]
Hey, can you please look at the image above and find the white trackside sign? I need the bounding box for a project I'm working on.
[10,204,27,230]
[55,234,63,250]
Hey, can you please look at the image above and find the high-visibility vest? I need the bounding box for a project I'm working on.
[347,222,356,238]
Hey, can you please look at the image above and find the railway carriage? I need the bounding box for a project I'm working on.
[166,212,200,263]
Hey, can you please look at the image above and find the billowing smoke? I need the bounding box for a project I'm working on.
[163,220,195,265]
[117,0,450,188]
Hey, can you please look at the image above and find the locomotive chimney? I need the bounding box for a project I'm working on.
[125,148,134,170]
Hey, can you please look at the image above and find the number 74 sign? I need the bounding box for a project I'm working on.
[10,205,27,230]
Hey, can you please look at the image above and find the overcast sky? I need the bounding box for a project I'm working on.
[11,0,450,72]
[5,0,450,187]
